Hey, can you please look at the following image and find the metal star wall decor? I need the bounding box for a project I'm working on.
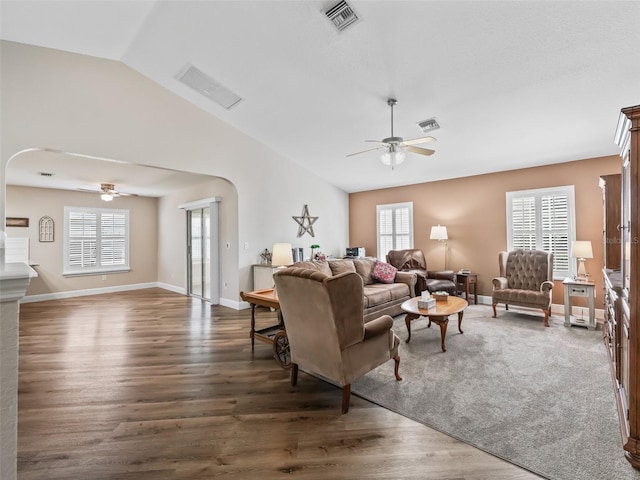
[292,204,318,238]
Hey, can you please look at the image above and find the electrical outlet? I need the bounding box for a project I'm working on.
[101,275,106,281]
[244,242,249,250]
[226,242,230,249]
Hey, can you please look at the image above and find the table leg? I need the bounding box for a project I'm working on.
[472,283,477,305]
[250,304,256,351]
[405,313,420,343]
[438,318,449,352]
[457,310,464,334]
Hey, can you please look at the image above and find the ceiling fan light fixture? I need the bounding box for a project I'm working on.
[101,193,113,202]
[381,144,405,169]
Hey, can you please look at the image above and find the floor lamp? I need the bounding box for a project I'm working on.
[430,225,448,270]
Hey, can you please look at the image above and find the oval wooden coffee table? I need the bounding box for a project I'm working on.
[401,296,468,352]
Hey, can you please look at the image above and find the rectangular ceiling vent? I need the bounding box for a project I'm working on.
[325,1,359,32]
[417,117,440,134]
[177,63,242,110]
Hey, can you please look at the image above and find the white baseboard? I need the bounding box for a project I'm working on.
[21,282,251,311]
[156,282,186,295]
[21,282,159,304]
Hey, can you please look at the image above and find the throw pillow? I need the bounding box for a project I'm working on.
[372,261,397,284]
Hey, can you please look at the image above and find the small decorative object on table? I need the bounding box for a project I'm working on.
[432,291,449,301]
[418,291,436,309]
[260,248,272,264]
[310,244,320,259]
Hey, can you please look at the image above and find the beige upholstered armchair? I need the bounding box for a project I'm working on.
[492,250,554,327]
[273,267,402,413]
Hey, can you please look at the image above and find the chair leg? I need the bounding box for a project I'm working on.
[341,384,351,414]
[492,303,497,318]
[542,310,550,327]
[393,354,402,381]
[290,363,298,386]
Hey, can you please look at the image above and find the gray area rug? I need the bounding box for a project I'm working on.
[352,305,640,480]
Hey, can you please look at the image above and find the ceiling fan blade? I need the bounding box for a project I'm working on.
[405,145,435,156]
[115,192,138,197]
[402,136,436,146]
[77,187,100,193]
[346,146,385,157]
[364,139,387,144]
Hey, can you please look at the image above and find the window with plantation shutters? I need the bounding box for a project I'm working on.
[64,206,130,276]
[376,202,413,260]
[506,186,575,279]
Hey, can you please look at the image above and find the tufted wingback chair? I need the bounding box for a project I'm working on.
[273,267,402,413]
[492,250,554,326]
[386,249,457,296]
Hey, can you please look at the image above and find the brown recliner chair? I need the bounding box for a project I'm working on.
[386,249,457,296]
[273,267,402,414]
[492,250,554,327]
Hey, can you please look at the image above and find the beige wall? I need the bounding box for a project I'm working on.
[6,185,158,296]
[349,155,620,306]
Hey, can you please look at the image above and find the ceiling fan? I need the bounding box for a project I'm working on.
[77,183,137,202]
[347,98,436,169]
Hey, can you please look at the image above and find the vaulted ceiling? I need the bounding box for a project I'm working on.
[2,1,639,193]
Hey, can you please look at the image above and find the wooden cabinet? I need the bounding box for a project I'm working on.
[599,174,621,270]
[604,105,640,469]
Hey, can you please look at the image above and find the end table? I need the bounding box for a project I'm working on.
[563,278,596,330]
[456,273,478,304]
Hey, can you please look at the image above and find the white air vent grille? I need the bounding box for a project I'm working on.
[325,0,359,32]
[417,117,440,133]
[177,64,242,110]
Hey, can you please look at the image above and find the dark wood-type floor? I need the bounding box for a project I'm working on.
[17,288,541,479]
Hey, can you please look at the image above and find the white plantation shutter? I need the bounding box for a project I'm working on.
[64,207,130,275]
[376,202,414,260]
[507,186,575,279]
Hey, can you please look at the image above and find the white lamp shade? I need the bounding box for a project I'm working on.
[430,225,448,241]
[101,193,114,202]
[271,243,294,266]
[571,241,593,259]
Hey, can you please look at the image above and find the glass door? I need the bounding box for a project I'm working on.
[187,207,210,300]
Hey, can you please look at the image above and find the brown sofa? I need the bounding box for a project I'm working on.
[386,249,457,296]
[291,257,416,322]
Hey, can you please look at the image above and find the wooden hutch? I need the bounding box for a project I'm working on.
[603,104,640,469]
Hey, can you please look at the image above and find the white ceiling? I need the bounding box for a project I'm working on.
[2,1,639,193]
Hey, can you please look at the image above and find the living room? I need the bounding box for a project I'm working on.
[1,1,640,479]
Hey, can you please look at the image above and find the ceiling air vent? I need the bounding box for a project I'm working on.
[417,117,440,134]
[325,0,359,32]
[177,63,242,110]
[38,172,54,177]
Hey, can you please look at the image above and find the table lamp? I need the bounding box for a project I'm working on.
[571,240,593,281]
[271,243,294,268]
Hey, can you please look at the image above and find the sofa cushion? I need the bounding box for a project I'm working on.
[362,285,392,308]
[365,282,409,302]
[292,260,332,276]
[329,259,356,276]
[371,261,398,284]
[352,257,377,285]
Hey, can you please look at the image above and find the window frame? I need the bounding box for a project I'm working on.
[63,206,130,277]
[376,202,414,260]
[506,185,576,280]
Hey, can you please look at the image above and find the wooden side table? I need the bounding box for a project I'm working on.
[456,273,478,304]
[563,278,596,330]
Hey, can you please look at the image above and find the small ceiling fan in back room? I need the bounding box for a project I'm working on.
[347,98,436,169]
[77,183,138,202]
